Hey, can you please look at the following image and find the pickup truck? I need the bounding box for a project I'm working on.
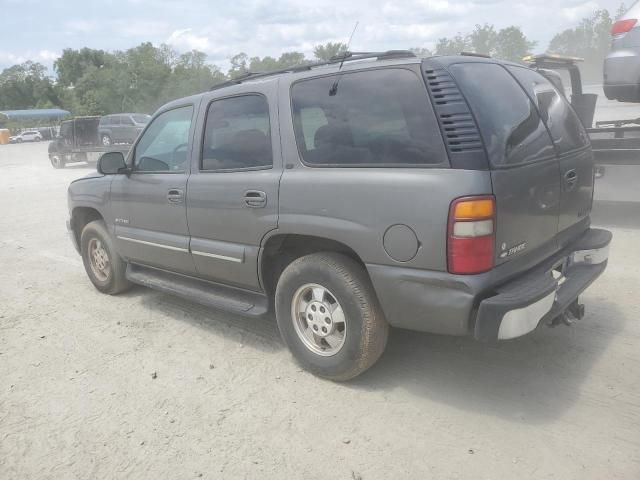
[66,52,612,380]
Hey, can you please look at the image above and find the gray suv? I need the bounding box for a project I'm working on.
[98,113,150,146]
[604,1,640,102]
[67,52,612,380]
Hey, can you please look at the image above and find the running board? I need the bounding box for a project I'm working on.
[125,264,269,317]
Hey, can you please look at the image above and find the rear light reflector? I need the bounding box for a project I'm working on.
[612,19,638,36]
[447,195,496,274]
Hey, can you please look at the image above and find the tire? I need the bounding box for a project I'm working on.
[80,220,131,295]
[49,153,65,169]
[275,252,389,381]
[101,134,112,146]
[17,138,22,143]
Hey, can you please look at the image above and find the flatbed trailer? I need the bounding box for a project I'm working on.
[525,54,640,167]
[48,116,131,169]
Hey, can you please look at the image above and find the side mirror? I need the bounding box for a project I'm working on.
[98,151,128,175]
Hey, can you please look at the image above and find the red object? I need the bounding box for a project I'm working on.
[611,19,638,36]
[447,195,496,274]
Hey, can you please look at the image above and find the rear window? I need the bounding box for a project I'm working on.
[291,68,446,167]
[132,114,150,124]
[449,62,556,167]
[507,66,590,154]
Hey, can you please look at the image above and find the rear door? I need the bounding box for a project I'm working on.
[508,66,594,244]
[120,115,137,143]
[186,89,281,291]
[449,62,561,265]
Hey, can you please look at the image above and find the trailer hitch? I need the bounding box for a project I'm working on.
[548,299,585,327]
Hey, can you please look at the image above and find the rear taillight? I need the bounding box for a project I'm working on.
[611,19,638,36]
[447,196,496,274]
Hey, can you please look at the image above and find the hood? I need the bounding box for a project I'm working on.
[70,171,104,184]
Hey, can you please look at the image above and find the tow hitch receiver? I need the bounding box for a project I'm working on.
[549,299,585,327]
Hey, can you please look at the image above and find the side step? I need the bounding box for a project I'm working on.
[125,264,269,317]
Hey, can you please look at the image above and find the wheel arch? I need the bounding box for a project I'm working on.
[259,233,368,299]
[71,206,105,248]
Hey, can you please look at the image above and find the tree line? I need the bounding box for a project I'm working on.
[0,4,626,119]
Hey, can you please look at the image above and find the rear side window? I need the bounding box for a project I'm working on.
[507,66,590,154]
[449,62,556,167]
[291,68,446,167]
[201,95,272,171]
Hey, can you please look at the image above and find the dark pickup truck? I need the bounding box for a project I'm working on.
[48,116,130,169]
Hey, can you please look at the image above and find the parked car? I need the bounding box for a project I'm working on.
[10,130,43,143]
[604,1,640,102]
[67,52,612,380]
[98,113,151,146]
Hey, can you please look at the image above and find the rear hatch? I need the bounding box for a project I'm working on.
[443,60,593,266]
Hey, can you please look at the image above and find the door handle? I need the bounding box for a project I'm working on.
[244,190,267,208]
[167,189,184,203]
[564,169,578,191]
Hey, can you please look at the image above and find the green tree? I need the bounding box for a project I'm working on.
[495,26,537,62]
[434,34,469,55]
[54,48,111,87]
[0,61,58,110]
[468,24,498,56]
[313,42,348,61]
[548,9,613,81]
[409,47,433,57]
[228,53,249,78]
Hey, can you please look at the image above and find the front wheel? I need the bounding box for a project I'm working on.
[50,154,65,169]
[101,134,112,146]
[275,252,389,381]
[80,220,131,295]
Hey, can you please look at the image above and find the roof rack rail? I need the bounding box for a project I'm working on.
[210,50,417,91]
[460,51,491,58]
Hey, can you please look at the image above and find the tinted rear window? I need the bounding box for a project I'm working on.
[449,62,556,167]
[291,68,446,167]
[132,114,150,124]
[507,66,590,154]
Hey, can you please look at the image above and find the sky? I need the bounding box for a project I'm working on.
[0,0,626,73]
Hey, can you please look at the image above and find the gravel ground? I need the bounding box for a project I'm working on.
[1,142,639,480]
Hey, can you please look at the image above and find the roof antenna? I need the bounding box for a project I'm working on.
[330,21,359,96]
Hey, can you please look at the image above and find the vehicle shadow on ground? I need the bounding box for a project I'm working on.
[130,287,284,354]
[349,300,625,424]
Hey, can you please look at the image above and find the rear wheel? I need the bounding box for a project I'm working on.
[80,220,130,295]
[275,252,389,381]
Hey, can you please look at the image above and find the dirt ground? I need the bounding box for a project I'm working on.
[1,142,639,480]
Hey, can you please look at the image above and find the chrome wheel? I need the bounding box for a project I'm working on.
[291,283,346,356]
[88,238,110,282]
[101,135,111,146]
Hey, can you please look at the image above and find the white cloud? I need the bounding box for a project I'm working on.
[562,1,600,21]
[167,28,211,51]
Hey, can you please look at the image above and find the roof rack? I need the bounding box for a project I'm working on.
[210,50,417,91]
[460,51,491,59]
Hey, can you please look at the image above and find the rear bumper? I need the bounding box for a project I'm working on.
[474,228,611,341]
[367,228,612,339]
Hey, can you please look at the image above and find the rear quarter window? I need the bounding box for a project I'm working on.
[507,66,590,154]
[448,62,556,167]
[290,68,447,167]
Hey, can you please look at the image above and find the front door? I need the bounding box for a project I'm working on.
[110,104,198,275]
[187,92,281,291]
